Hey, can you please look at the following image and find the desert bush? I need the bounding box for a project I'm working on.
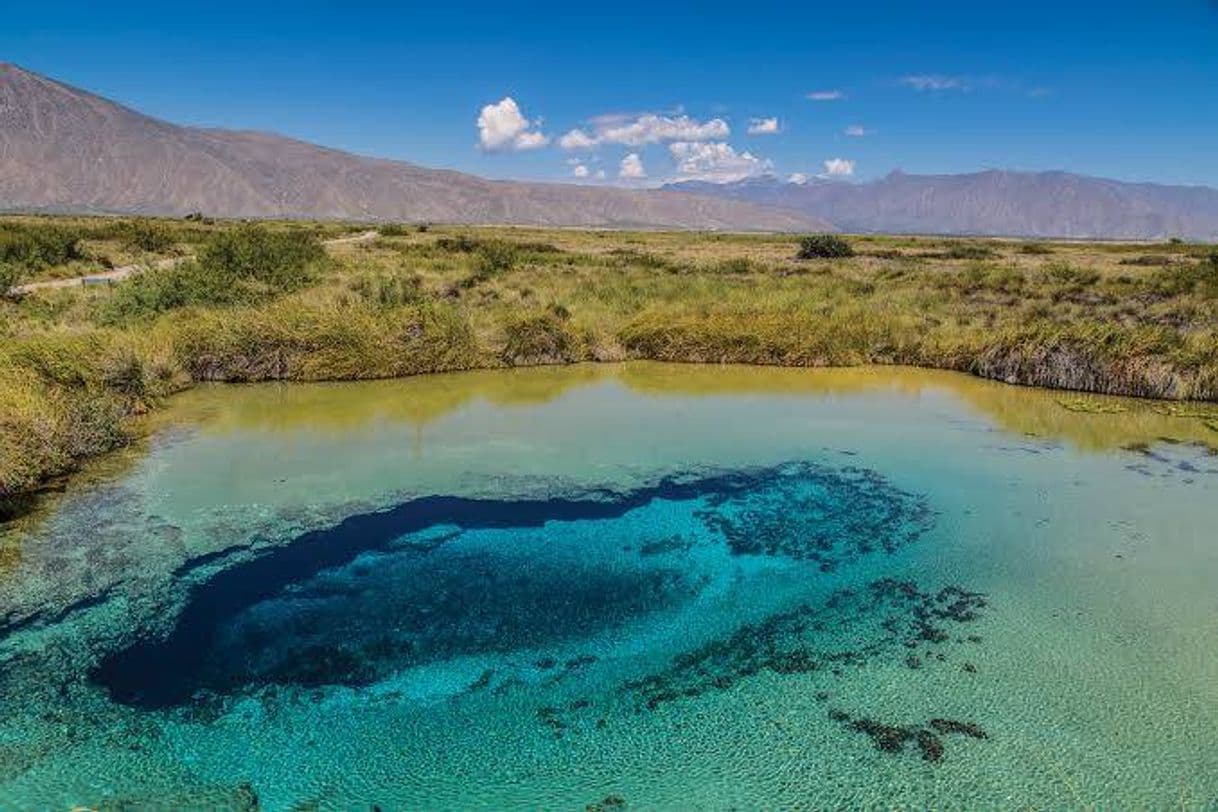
[1154,253,1218,298]
[713,257,755,274]
[1018,243,1054,255]
[1045,262,1101,287]
[436,235,481,253]
[350,271,424,308]
[121,220,175,253]
[98,261,230,323]
[501,309,582,366]
[100,226,325,322]
[797,234,854,260]
[0,262,23,295]
[199,224,325,290]
[475,240,519,274]
[937,243,998,260]
[0,222,84,270]
[1119,254,1174,267]
[608,249,679,272]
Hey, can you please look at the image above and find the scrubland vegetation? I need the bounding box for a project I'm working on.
[2,214,1217,505]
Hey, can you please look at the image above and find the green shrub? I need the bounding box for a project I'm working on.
[608,249,679,272]
[475,240,519,275]
[714,257,754,274]
[100,225,326,323]
[0,223,84,270]
[1018,243,1054,255]
[198,224,325,291]
[350,271,424,308]
[941,244,998,260]
[797,234,854,260]
[1045,262,1101,287]
[501,310,582,366]
[98,261,228,323]
[1154,254,1218,298]
[436,235,481,253]
[0,262,22,295]
[122,220,175,253]
[1119,254,1174,267]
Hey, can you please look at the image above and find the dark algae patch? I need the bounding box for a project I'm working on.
[697,465,935,563]
[90,461,934,708]
[621,578,988,713]
[537,577,992,762]
[831,710,988,763]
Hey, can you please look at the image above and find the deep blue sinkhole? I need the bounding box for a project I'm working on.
[89,462,932,709]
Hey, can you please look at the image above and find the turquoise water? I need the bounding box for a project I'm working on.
[1,363,1217,810]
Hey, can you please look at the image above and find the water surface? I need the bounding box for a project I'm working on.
[1,363,1216,809]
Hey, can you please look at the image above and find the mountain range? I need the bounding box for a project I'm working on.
[665,172,1218,240]
[0,64,821,231]
[3,62,1217,239]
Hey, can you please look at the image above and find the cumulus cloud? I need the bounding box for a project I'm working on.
[558,128,598,150]
[572,164,590,178]
[899,74,967,92]
[668,141,771,183]
[559,113,729,149]
[844,125,870,137]
[807,90,845,101]
[477,97,550,151]
[595,168,607,180]
[821,158,855,177]
[788,173,809,185]
[747,117,780,135]
[619,153,647,179]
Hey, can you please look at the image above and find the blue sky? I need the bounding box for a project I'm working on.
[4,1,1217,187]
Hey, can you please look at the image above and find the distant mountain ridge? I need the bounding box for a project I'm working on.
[666,171,1218,240]
[0,64,823,231]
[5,63,1216,239]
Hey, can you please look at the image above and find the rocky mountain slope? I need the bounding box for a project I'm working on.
[0,64,823,231]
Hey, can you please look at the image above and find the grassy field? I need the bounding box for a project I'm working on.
[2,214,1217,507]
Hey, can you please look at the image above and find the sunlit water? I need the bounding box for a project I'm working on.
[1,363,1216,810]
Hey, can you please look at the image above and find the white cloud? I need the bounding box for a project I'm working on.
[572,164,590,178]
[595,169,607,180]
[807,90,845,101]
[619,153,647,179]
[844,125,870,137]
[747,117,780,135]
[668,141,771,183]
[558,128,598,150]
[512,130,550,150]
[899,74,967,91]
[477,97,550,151]
[821,158,855,177]
[559,113,729,149]
[788,173,809,185]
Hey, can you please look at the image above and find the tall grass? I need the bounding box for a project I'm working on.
[3,220,1218,507]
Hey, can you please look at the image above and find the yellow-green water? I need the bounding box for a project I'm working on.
[1,363,1216,810]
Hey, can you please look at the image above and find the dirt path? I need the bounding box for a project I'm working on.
[8,230,379,295]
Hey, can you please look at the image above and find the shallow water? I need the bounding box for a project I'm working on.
[1,363,1217,810]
